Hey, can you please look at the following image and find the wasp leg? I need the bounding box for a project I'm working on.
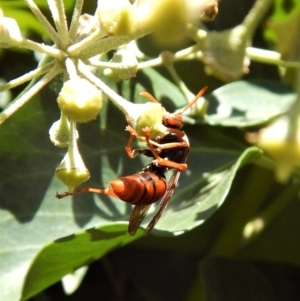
[56,187,119,199]
[142,127,188,171]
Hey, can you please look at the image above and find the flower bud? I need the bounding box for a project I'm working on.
[49,113,77,147]
[55,139,90,193]
[246,115,300,183]
[128,102,168,139]
[97,0,136,36]
[109,49,138,80]
[0,10,23,44]
[135,0,206,46]
[57,78,102,123]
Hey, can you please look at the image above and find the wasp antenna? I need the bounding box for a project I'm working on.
[139,91,158,103]
[179,86,208,114]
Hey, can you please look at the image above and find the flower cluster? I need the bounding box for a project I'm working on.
[1,0,299,189]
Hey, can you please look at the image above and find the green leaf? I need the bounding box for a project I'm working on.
[147,146,261,236]
[22,223,141,301]
[204,80,296,127]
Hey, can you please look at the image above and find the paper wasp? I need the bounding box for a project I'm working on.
[56,87,207,235]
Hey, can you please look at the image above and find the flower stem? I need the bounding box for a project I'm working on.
[17,38,66,60]
[160,51,195,101]
[24,0,61,47]
[0,63,62,125]
[80,28,152,60]
[77,59,135,116]
[0,60,55,92]
[67,26,106,56]
[65,58,79,80]
[243,0,274,37]
[138,44,201,69]
[246,47,300,68]
[69,0,85,40]
[47,0,69,48]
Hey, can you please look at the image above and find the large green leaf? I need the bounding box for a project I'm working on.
[203,80,296,127]
[148,146,261,236]
[22,223,141,300]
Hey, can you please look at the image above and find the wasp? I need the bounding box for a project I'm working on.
[56,87,208,235]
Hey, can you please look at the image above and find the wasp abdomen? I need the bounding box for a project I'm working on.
[110,172,167,205]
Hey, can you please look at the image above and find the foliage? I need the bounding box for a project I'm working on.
[0,0,300,300]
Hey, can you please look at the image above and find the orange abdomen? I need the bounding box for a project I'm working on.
[110,172,167,205]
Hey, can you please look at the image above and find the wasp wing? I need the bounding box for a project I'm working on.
[145,169,181,235]
[128,204,152,236]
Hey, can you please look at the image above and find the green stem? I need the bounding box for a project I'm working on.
[138,45,201,69]
[0,63,62,125]
[18,38,66,60]
[160,51,195,101]
[0,60,55,91]
[47,0,69,48]
[69,0,85,40]
[243,0,274,37]
[67,26,106,56]
[24,0,61,47]
[246,47,300,68]
[65,58,78,80]
[80,28,152,59]
[77,59,135,116]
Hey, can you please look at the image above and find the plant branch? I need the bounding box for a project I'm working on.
[67,26,106,56]
[4,37,66,60]
[80,28,152,59]
[243,0,274,37]
[246,47,300,68]
[77,59,135,116]
[16,38,66,59]
[0,60,56,92]
[160,51,195,101]
[0,63,62,125]
[138,45,201,69]
[69,0,85,40]
[47,0,69,48]
[24,0,61,46]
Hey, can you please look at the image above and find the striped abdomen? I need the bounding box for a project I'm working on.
[110,171,167,205]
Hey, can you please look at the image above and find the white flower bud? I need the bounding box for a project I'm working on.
[0,11,23,44]
[97,0,136,36]
[246,115,300,183]
[55,142,90,193]
[109,49,138,80]
[57,78,102,123]
[127,102,168,139]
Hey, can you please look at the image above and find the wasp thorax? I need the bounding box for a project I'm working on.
[57,78,102,123]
